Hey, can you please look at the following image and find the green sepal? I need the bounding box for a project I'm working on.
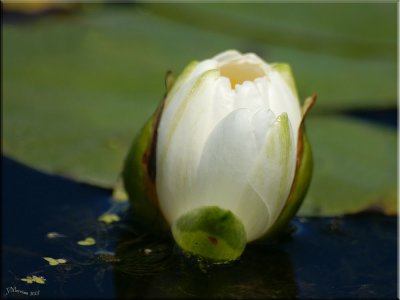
[165,70,176,93]
[122,102,169,233]
[259,94,316,241]
[172,206,247,261]
[261,131,313,240]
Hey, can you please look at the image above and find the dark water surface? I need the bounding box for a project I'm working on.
[2,156,397,299]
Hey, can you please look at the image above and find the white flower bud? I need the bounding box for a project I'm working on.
[123,50,316,261]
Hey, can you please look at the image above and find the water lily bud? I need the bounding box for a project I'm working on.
[123,50,316,262]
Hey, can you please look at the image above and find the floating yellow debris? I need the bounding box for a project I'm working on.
[98,213,120,224]
[21,275,46,284]
[112,181,129,203]
[43,257,67,266]
[20,277,34,284]
[46,232,65,239]
[77,237,96,246]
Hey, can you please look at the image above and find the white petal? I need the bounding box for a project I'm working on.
[213,76,235,119]
[233,81,265,112]
[189,109,258,216]
[213,49,242,64]
[235,184,271,242]
[254,76,270,99]
[251,108,276,151]
[248,113,296,234]
[165,59,218,109]
[191,108,275,241]
[157,70,233,224]
[268,71,302,143]
[242,53,271,69]
[157,50,301,240]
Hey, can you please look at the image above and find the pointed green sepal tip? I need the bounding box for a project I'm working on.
[172,206,247,261]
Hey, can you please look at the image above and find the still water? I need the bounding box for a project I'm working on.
[2,156,397,299]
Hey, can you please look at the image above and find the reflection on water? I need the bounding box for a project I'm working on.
[114,217,296,299]
[2,156,397,299]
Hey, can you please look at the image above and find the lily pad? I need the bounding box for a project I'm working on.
[2,5,397,217]
[146,3,397,110]
[2,7,255,186]
[300,115,397,216]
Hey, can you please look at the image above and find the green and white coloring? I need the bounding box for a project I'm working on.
[123,50,316,262]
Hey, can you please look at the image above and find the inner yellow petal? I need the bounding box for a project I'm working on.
[219,62,265,88]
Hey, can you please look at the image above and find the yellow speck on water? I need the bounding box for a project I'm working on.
[98,213,120,224]
[46,232,65,239]
[20,276,33,284]
[77,237,96,246]
[21,275,46,284]
[32,276,46,284]
[112,182,128,203]
[43,257,67,266]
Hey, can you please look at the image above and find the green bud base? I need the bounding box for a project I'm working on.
[172,206,247,261]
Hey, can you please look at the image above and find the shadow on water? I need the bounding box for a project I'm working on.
[2,156,397,299]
